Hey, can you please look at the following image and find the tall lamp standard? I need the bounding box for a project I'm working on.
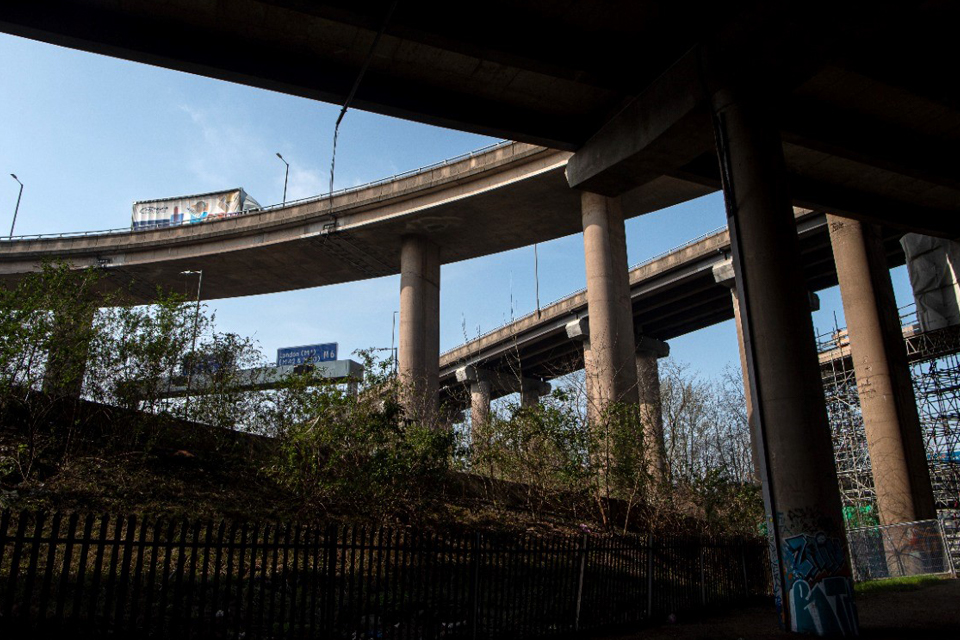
[180,269,204,413]
[276,153,290,206]
[9,174,23,239]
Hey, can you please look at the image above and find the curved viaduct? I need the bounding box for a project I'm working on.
[5,3,959,624]
[0,142,707,303]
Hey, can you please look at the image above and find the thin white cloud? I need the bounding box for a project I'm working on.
[286,165,326,201]
[178,103,265,187]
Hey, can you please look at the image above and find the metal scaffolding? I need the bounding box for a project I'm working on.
[817,309,960,559]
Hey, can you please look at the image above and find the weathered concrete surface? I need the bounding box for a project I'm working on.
[636,337,669,480]
[456,365,548,399]
[565,50,711,197]
[0,142,711,303]
[399,235,440,424]
[828,214,936,524]
[470,380,492,437]
[520,378,550,408]
[438,210,907,403]
[713,89,854,635]
[581,192,638,411]
[713,259,759,477]
[4,3,960,239]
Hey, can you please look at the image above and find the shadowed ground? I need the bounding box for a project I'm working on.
[597,577,959,639]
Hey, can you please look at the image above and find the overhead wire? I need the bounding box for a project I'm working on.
[328,1,400,198]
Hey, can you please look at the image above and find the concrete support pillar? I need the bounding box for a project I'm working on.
[399,235,440,425]
[712,89,857,635]
[714,259,823,481]
[567,318,599,424]
[470,380,492,432]
[520,386,541,409]
[580,192,639,415]
[520,378,550,409]
[713,260,760,477]
[828,215,936,524]
[635,336,669,481]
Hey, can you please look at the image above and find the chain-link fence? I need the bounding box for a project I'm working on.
[939,509,960,568]
[847,519,956,582]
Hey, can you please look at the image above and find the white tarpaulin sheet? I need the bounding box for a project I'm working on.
[902,233,960,332]
[132,188,260,230]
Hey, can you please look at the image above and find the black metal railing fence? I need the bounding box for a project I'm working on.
[0,510,771,639]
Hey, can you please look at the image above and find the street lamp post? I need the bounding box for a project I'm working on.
[180,270,204,413]
[9,174,23,239]
[276,153,290,206]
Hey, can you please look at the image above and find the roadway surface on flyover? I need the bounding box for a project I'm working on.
[0,142,709,302]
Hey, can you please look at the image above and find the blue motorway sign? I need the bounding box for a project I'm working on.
[181,352,228,376]
[277,343,338,367]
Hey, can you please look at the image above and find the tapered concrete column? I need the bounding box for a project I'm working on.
[712,89,857,636]
[828,215,936,524]
[399,235,440,425]
[636,336,669,481]
[581,192,639,415]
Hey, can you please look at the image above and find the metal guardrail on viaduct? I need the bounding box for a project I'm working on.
[437,211,910,403]
[0,140,908,406]
[0,141,710,303]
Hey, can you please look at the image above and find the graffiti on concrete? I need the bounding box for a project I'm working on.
[784,532,845,582]
[783,532,858,635]
[765,515,784,622]
[789,576,858,635]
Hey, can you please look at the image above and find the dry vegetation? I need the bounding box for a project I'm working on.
[1,262,763,537]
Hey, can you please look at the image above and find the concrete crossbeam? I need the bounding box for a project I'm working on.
[565,50,712,196]
[635,335,670,359]
[455,364,551,399]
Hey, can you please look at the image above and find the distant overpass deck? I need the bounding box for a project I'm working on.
[438,211,908,403]
[0,141,709,302]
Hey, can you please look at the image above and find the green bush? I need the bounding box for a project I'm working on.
[268,352,454,523]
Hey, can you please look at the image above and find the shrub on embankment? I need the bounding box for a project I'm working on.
[0,262,763,537]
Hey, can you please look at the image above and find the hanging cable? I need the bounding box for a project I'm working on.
[329,0,400,198]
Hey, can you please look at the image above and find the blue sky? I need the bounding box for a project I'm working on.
[0,33,916,383]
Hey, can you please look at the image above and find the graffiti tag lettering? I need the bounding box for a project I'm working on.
[784,532,844,583]
[789,576,858,635]
[782,532,857,635]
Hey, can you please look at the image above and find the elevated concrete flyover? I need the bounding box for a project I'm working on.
[7,3,960,630]
[437,209,908,405]
[3,2,960,237]
[0,142,707,303]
